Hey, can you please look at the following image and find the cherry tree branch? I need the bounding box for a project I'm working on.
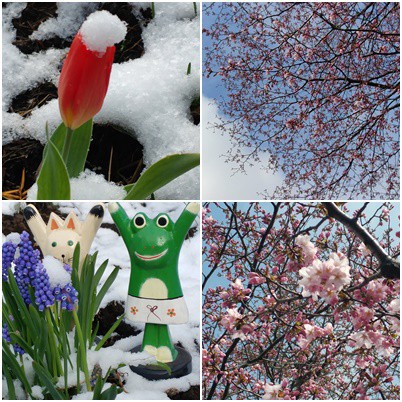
[323,202,400,279]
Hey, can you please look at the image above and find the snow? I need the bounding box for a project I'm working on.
[1,201,23,216]
[30,3,100,41]
[2,3,200,200]
[30,385,44,400]
[27,170,127,200]
[80,11,127,53]
[2,3,63,112]
[43,255,71,287]
[2,201,200,400]
[4,232,21,245]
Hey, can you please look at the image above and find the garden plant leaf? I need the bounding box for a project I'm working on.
[124,153,200,200]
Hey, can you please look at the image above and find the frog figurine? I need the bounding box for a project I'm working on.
[108,202,199,378]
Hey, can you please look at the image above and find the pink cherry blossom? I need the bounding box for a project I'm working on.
[248,272,266,286]
[263,384,282,400]
[221,308,242,332]
[295,234,318,266]
[298,251,351,303]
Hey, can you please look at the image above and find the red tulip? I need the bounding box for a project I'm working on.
[58,33,115,130]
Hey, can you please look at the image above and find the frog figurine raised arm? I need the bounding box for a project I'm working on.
[23,203,105,275]
[108,201,199,379]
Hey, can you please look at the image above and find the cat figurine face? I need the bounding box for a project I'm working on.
[24,204,105,274]
[44,213,82,264]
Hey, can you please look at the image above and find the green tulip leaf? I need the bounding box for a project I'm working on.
[45,119,93,178]
[124,153,200,200]
[37,139,71,200]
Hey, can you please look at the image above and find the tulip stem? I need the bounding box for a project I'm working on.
[62,127,74,163]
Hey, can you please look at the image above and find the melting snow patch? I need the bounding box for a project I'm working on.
[30,3,100,41]
[43,255,71,287]
[4,232,22,245]
[27,170,127,200]
[1,201,23,216]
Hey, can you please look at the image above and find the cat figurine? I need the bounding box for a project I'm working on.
[23,203,105,275]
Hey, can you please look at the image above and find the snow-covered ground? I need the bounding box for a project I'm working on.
[2,3,200,200]
[2,201,201,400]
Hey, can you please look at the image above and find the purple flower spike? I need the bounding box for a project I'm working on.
[14,231,41,305]
[2,241,17,281]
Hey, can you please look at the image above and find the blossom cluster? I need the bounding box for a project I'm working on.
[297,237,351,304]
[295,234,318,266]
[349,326,394,357]
[54,283,79,311]
[297,323,333,349]
[220,307,255,340]
[219,279,251,308]
[263,380,293,400]
[13,231,41,304]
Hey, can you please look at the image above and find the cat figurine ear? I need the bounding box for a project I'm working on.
[47,213,65,233]
[24,204,105,275]
[64,213,82,234]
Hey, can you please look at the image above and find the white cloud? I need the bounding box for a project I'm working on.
[202,96,284,199]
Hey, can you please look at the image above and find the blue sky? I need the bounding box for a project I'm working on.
[201,3,286,199]
[202,3,226,100]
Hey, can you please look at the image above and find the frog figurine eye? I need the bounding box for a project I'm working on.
[52,241,57,247]
[67,240,74,246]
[133,213,147,229]
[156,214,169,228]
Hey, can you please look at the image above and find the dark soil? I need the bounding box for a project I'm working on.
[2,202,64,242]
[2,125,145,197]
[2,138,44,196]
[11,2,69,54]
[168,386,201,400]
[190,96,200,126]
[93,301,142,347]
[87,125,144,186]
[8,81,58,117]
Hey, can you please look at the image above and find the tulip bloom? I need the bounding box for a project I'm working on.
[58,33,115,130]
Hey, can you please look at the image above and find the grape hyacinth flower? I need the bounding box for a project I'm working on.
[54,283,79,311]
[7,231,78,312]
[2,324,25,355]
[32,260,55,312]
[2,241,17,281]
[14,231,42,305]
[2,325,11,343]
[63,263,72,274]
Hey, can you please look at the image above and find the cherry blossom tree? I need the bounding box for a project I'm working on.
[203,2,400,199]
[202,202,400,399]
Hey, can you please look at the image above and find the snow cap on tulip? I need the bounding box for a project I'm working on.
[80,10,127,54]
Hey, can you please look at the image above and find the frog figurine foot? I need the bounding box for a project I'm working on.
[109,202,199,380]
